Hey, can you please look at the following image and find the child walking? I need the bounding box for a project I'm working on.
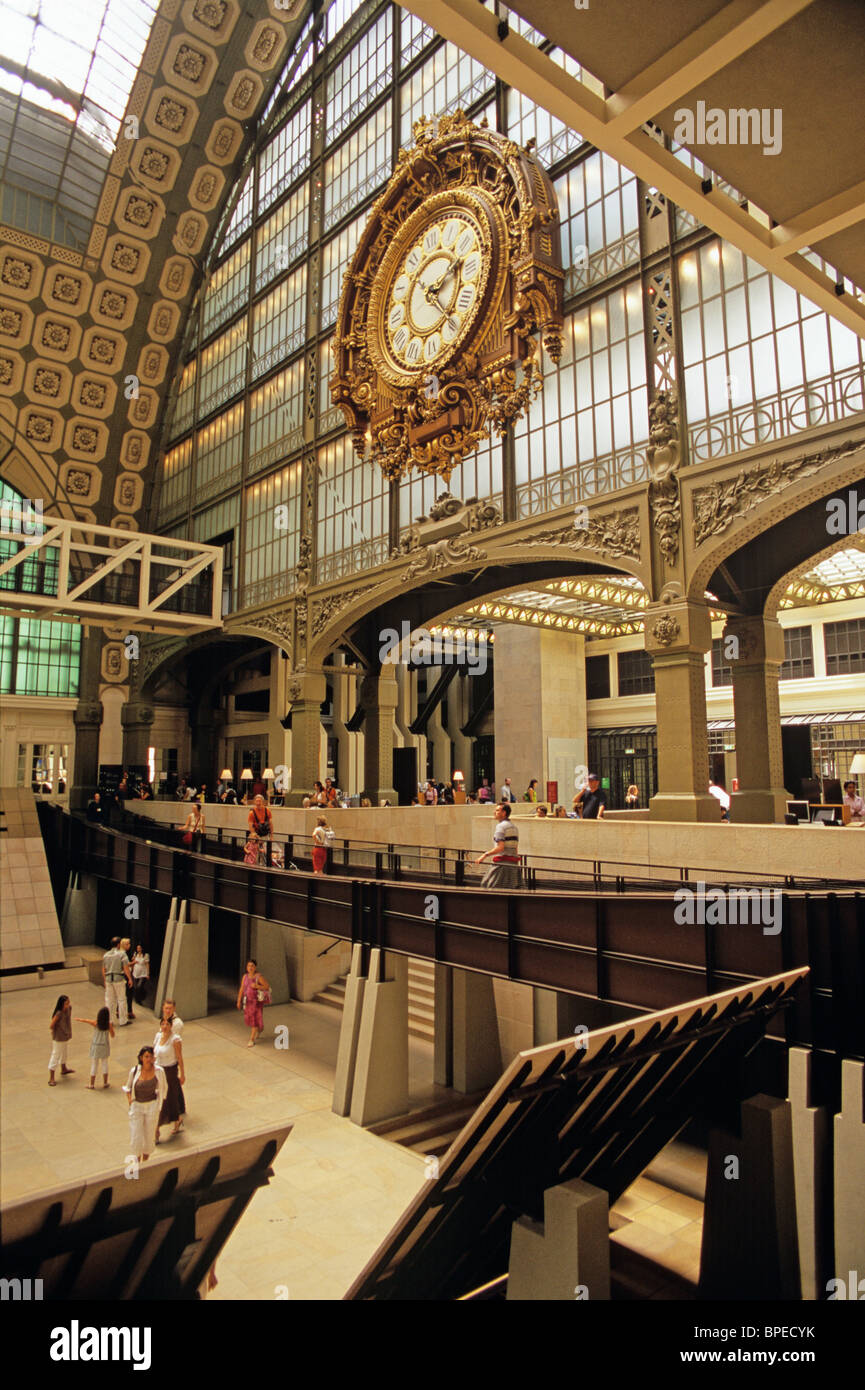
[77,1006,115,1089]
[48,995,74,1086]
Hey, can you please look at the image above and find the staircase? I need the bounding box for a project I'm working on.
[313,956,436,1042]
[368,1092,488,1158]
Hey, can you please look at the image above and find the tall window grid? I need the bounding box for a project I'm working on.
[324,102,392,231]
[248,361,306,475]
[167,361,196,442]
[255,185,310,295]
[321,210,367,329]
[400,43,495,146]
[316,435,389,582]
[158,437,193,520]
[515,288,648,517]
[326,10,392,145]
[259,101,312,218]
[824,619,865,676]
[198,323,249,420]
[222,168,254,252]
[678,238,865,463]
[242,463,302,609]
[555,151,640,297]
[202,242,250,341]
[195,404,244,502]
[252,266,307,382]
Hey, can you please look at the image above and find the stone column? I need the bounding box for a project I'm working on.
[360,669,399,805]
[284,671,326,805]
[71,700,103,811]
[493,628,587,800]
[121,701,155,771]
[725,615,790,823]
[645,599,717,822]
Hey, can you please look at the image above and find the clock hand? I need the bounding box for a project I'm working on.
[423,255,465,305]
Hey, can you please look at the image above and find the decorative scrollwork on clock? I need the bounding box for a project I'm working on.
[331,111,564,483]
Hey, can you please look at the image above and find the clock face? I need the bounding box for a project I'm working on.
[377,206,490,377]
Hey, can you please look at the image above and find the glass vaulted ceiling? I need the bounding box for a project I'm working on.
[0,0,158,248]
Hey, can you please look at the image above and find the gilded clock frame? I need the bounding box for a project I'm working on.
[331,110,565,484]
[367,188,508,389]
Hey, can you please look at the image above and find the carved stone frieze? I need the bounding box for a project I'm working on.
[647,389,681,567]
[650,616,680,647]
[527,508,641,561]
[692,439,864,546]
[402,535,486,581]
[311,586,369,637]
[242,608,294,648]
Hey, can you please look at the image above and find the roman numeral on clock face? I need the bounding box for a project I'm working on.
[456,284,475,312]
[406,337,422,363]
[393,325,409,353]
[456,229,474,256]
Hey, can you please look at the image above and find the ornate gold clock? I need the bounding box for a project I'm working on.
[331,111,564,483]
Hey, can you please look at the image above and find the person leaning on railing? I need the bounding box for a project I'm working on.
[247,793,273,840]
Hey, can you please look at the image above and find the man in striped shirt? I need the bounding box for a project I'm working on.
[476,803,520,890]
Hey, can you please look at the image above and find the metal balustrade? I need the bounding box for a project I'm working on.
[38,804,864,1068]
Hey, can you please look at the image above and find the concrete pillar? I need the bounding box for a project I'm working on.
[434,962,453,1087]
[700,1094,801,1299]
[646,599,717,822]
[725,615,791,823]
[156,898,209,1022]
[285,672,326,805]
[250,918,290,1004]
[453,967,501,1093]
[333,943,367,1117]
[349,948,408,1125]
[532,989,584,1045]
[360,670,399,805]
[833,1059,865,1295]
[450,673,472,785]
[789,1047,832,1300]
[508,1179,610,1301]
[189,711,223,792]
[60,872,100,947]
[493,628,586,801]
[121,701,155,771]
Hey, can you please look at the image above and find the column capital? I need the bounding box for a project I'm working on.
[120,701,155,729]
[644,597,712,655]
[723,614,785,666]
[73,700,103,728]
[286,671,326,709]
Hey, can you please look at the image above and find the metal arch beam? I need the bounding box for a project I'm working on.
[399,0,865,338]
[604,0,816,140]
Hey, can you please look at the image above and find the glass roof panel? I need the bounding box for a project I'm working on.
[0,0,159,247]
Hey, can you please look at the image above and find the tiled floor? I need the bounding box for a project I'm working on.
[610,1175,704,1287]
[0,979,429,1301]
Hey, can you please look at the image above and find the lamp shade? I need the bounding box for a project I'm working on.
[263,768,275,779]
[240,768,253,781]
[848,753,865,775]
[220,769,232,780]
[452,770,464,781]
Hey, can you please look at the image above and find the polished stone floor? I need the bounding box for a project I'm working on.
[0,978,428,1301]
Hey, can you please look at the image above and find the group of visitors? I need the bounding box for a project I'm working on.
[48,950,275,1162]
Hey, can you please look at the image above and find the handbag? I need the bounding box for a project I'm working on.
[182,831,193,845]
[256,987,272,1005]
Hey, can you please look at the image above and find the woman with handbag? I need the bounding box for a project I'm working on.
[179,801,205,849]
[123,1046,167,1163]
[236,958,271,1047]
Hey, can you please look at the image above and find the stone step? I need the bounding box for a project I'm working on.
[1,962,89,992]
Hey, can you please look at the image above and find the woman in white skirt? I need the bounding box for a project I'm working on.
[123,1046,167,1162]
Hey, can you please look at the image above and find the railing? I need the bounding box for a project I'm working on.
[41,805,865,1066]
[114,807,844,895]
